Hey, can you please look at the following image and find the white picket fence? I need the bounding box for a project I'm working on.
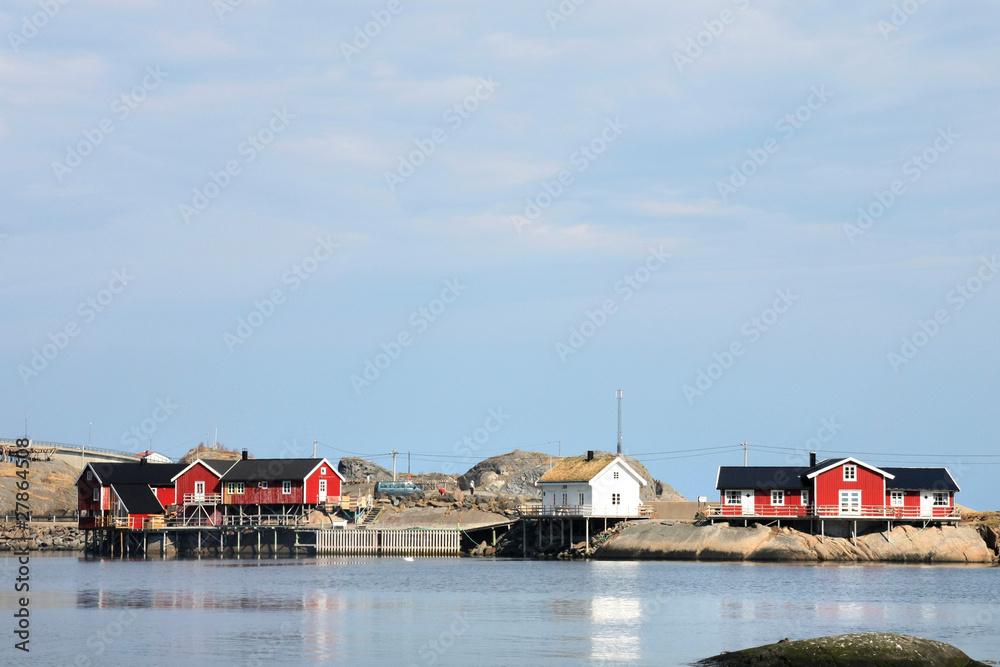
[315,528,460,556]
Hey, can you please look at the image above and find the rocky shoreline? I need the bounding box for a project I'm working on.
[593,520,999,563]
[0,522,84,552]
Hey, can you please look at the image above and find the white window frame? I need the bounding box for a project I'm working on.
[227,482,244,495]
[561,493,568,505]
[612,493,621,505]
[579,493,585,505]
[932,492,949,507]
[801,490,809,506]
[321,466,327,474]
[93,488,100,502]
[890,490,904,507]
[725,490,741,505]
[613,471,619,479]
[86,470,93,481]
[282,481,292,495]
[771,490,784,506]
[843,465,857,481]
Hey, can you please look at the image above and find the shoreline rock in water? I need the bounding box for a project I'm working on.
[0,522,84,552]
[697,632,990,666]
[594,521,997,563]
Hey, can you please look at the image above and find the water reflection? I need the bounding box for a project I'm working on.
[589,596,642,662]
[77,588,349,612]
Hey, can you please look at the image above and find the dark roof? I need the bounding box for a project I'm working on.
[200,459,239,475]
[221,459,325,482]
[884,468,960,492]
[717,467,811,490]
[718,462,959,492]
[111,484,165,514]
[90,462,186,486]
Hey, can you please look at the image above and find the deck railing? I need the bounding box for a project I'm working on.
[707,505,961,519]
[518,503,650,518]
[183,493,222,505]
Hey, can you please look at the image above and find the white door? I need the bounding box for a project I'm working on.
[920,492,933,517]
[194,481,205,502]
[840,490,861,515]
[740,490,754,515]
[318,479,327,502]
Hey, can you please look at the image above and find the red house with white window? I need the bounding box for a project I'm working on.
[170,459,237,526]
[714,454,960,523]
[77,460,186,529]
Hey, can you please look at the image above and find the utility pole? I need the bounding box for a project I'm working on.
[616,389,623,455]
[313,440,317,458]
[743,441,748,467]
[24,414,28,438]
[558,440,561,458]
[407,451,411,478]
[390,449,398,481]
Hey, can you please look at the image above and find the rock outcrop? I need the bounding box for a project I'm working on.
[0,522,83,551]
[595,521,997,563]
[698,632,989,666]
[0,460,81,516]
[338,457,395,482]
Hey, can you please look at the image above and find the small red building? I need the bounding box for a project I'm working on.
[170,459,237,526]
[715,455,959,521]
[77,460,186,529]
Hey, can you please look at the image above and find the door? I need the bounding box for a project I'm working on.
[194,481,205,502]
[740,490,754,516]
[318,479,327,502]
[839,490,861,515]
[920,491,933,517]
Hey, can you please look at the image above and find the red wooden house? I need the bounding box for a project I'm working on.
[77,460,186,529]
[170,459,238,526]
[714,454,960,522]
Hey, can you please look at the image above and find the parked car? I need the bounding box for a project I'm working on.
[374,481,423,499]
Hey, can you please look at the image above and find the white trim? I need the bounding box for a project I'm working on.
[890,490,904,507]
[801,490,809,506]
[771,490,784,506]
[302,458,346,482]
[843,464,857,481]
[805,457,894,480]
[171,458,230,482]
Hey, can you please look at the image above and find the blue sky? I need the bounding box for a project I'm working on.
[2,1,998,508]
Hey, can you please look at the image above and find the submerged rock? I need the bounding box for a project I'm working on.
[698,632,989,666]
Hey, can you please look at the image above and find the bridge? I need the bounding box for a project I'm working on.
[0,438,151,467]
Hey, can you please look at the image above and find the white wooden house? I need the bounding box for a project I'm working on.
[534,451,647,517]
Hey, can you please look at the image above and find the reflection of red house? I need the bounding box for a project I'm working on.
[714,454,960,522]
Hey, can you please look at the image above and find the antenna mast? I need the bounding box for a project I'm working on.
[616,389,623,455]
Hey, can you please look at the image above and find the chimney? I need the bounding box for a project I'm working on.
[809,451,817,467]
[587,450,594,461]
[242,449,248,460]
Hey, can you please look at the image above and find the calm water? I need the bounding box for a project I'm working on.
[2,555,997,666]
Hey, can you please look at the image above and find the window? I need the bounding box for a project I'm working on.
[561,493,568,505]
[890,491,904,507]
[86,470,93,481]
[801,491,810,506]
[771,490,784,506]
[843,465,857,481]
[579,493,585,505]
[725,490,741,505]
[611,493,621,505]
[321,466,327,474]
[260,481,268,489]
[93,488,100,502]
[613,471,619,479]
[282,481,292,495]
[933,492,949,507]
[227,482,245,495]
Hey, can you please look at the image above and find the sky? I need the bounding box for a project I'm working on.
[2,1,998,509]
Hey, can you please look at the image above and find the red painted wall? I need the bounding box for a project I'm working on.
[814,463,884,508]
[226,481,304,505]
[77,470,104,511]
[304,464,342,503]
[155,486,175,507]
[175,464,223,504]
